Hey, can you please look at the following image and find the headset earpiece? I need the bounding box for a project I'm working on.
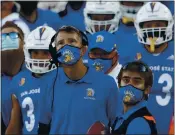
[49,34,58,65]
[80,31,88,46]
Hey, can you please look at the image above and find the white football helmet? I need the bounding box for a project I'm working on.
[120,1,145,22]
[24,26,56,74]
[84,1,121,34]
[135,2,174,45]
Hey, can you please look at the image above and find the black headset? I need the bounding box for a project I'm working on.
[49,26,88,65]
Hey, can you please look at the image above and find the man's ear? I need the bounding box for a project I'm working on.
[80,46,88,56]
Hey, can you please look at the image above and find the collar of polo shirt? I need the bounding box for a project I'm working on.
[60,67,93,84]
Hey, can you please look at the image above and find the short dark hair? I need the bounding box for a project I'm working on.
[118,61,153,88]
[1,21,24,41]
[55,26,88,46]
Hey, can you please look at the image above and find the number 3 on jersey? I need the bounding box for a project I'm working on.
[156,73,173,106]
[22,97,35,132]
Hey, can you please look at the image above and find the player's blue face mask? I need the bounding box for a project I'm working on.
[89,59,112,74]
[2,32,19,51]
[56,45,81,65]
[119,85,144,105]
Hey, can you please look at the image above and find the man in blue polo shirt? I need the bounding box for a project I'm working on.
[38,26,120,134]
[112,61,157,134]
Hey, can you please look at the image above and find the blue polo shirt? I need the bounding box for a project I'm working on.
[114,101,151,134]
[39,67,121,134]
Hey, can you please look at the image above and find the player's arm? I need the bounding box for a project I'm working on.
[5,94,22,134]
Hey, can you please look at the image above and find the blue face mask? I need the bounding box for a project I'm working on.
[56,45,81,65]
[88,59,112,73]
[2,37,19,51]
[119,85,144,105]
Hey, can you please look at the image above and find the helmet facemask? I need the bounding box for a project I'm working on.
[136,20,173,52]
[84,2,121,34]
[24,49,57,74]
[86,13,119,34]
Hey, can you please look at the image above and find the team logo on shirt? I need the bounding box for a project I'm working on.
[63,49,74,63]
[19,78,25,86]
[84,88,96,100]
[96,35,104,43]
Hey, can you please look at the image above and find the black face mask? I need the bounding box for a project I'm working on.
[19,1,38,16]
[69,1,84,10]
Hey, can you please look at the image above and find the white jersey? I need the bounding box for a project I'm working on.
[2,13,30,40]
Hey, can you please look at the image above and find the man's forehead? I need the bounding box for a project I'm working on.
[122,71,143,78]
[57,31,81,41]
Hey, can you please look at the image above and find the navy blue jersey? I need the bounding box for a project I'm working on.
[135,41,174,134]
[39,67,121,134]
[20,8,63,31]
[10,69,50,134]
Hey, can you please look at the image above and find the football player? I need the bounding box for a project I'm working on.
[1,21,25,133]
[5,26,56,134]
[134,2,174,134]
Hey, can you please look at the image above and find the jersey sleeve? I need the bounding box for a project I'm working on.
[126,117,151,134]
